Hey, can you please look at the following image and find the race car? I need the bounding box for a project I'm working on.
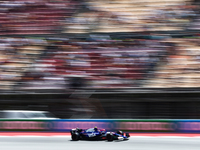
[70,127,130,141]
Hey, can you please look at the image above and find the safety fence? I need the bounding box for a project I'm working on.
[0,119,200,133]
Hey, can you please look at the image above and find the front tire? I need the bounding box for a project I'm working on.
[126,133,130,138]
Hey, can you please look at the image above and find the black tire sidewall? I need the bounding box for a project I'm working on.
[106,134,113,141]
[72,133,79,141]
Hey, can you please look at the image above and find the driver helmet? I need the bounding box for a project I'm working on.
[94,126,98,131]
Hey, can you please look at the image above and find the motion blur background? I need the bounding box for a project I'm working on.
[0,0,200,119]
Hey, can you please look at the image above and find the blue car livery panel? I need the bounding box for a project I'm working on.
[70,127,130,141]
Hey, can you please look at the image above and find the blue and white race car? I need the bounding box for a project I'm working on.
[70,127,130,141]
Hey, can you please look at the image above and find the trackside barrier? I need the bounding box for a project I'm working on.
[0,119,200,133]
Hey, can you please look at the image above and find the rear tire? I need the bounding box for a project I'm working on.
[106,134,113,141]
[71,133,79,141]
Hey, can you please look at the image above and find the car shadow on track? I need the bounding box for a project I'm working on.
[69,139,129,142]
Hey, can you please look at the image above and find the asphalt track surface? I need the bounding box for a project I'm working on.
[1,134,200,150]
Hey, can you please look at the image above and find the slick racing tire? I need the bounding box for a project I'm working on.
[71,133,79,141]
[106,133,113,142]
[126,133,130,138]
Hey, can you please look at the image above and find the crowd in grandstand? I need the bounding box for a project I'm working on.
[0,0,199,91]
[65,0,198,33]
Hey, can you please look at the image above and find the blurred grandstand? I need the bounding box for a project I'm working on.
[0,0,199,93]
